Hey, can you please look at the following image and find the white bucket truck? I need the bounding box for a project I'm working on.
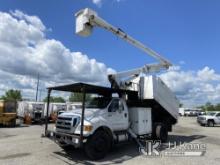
[44,8,179,160]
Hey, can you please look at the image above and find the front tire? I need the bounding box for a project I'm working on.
[207,120,214,127]
[84,130,111,160]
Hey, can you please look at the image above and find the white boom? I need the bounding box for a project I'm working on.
[75,8,172,88]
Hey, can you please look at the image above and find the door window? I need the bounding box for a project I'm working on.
[108,99,124,112]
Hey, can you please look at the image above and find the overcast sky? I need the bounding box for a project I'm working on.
[0,0,220,107]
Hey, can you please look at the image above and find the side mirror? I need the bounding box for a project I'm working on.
[108,104,114,112]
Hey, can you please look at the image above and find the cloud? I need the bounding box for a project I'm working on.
[160,66,220,107]
[179,60,185,65]
[0,10,115,100]
[92,0,103,6]
[91,0,122,6]
[1,10,219,107]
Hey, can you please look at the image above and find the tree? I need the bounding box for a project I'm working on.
[215,103,220,111]
[205,102,215,111]
[43,96,65,103]
[69,93,92,102]
[1,89,22,101]
[197,105,206,112]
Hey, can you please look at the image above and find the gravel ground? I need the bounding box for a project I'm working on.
[0,117,220,165]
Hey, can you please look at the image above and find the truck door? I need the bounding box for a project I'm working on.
[215,113,220,124]
[108,99,129,131]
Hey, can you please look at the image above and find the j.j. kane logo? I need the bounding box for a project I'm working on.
[139,140,206,157]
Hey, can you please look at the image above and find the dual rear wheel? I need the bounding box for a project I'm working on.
[152,123,168,143]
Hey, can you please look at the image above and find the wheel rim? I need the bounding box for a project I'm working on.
[93,137,106,152]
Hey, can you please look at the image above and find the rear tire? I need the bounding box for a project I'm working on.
[84,130,111,160]
[155,123,168,143]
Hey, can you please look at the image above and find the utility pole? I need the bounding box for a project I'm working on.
[35,73,40,102]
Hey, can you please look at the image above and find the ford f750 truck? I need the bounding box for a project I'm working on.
[45,76,179,160]
[43,8,179,160]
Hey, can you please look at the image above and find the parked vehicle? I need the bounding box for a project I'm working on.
[48,76,179,160]
[66,102,82,111]
[0,100,17,127]
[184,109,199,116]
[197,111,220,127]
[44,8,179,160]
[197,111,206,116]
[47,103,67,122]
[179,108,185,116]
[17,101,45,123]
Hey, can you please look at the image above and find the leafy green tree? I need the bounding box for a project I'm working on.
[69,93,91,102]
[205,102,215,111]
[215,103,220,111]
[43,96,65,103]
[1,89,22,101]
[197,105,206,112]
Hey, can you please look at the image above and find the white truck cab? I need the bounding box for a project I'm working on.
[53,95,155,160]
[56,97,129,138]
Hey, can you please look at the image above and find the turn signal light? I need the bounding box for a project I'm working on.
[84,125,93,132]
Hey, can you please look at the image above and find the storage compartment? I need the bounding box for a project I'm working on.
[128,107,152,135]
[129,75,179,120]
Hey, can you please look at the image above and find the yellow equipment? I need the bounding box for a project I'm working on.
[0,100,17,127]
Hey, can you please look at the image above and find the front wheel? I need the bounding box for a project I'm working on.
[84,130,111,160]
[207,120,214,127]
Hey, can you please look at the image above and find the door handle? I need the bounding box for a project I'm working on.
[124,113,127,118]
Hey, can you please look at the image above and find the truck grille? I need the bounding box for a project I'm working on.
[56,126,70,130]
[56,116,79,132]
[34,112,42,119]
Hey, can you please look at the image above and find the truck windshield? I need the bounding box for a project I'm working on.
[85,97,111,109]
[206,112,216,116]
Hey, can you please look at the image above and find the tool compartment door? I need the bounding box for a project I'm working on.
[129,107,152,135]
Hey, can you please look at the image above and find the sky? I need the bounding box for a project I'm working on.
[0,0,220,107]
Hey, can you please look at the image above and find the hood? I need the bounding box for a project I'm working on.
[59,108,103,120]
[200,115,214,118]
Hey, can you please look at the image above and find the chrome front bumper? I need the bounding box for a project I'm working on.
[197,119,207,125]
[49,131,83,148]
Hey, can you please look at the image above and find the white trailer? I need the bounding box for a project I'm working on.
[66,102,82,111]
[17,101,45,122]
[179,108,185,116]
[45,103,67,121]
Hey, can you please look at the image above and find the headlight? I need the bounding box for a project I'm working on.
[84,125,93,132]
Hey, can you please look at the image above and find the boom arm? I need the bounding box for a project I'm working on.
[75,8,172,88]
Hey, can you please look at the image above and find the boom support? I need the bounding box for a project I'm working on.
[75,8,172,88]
